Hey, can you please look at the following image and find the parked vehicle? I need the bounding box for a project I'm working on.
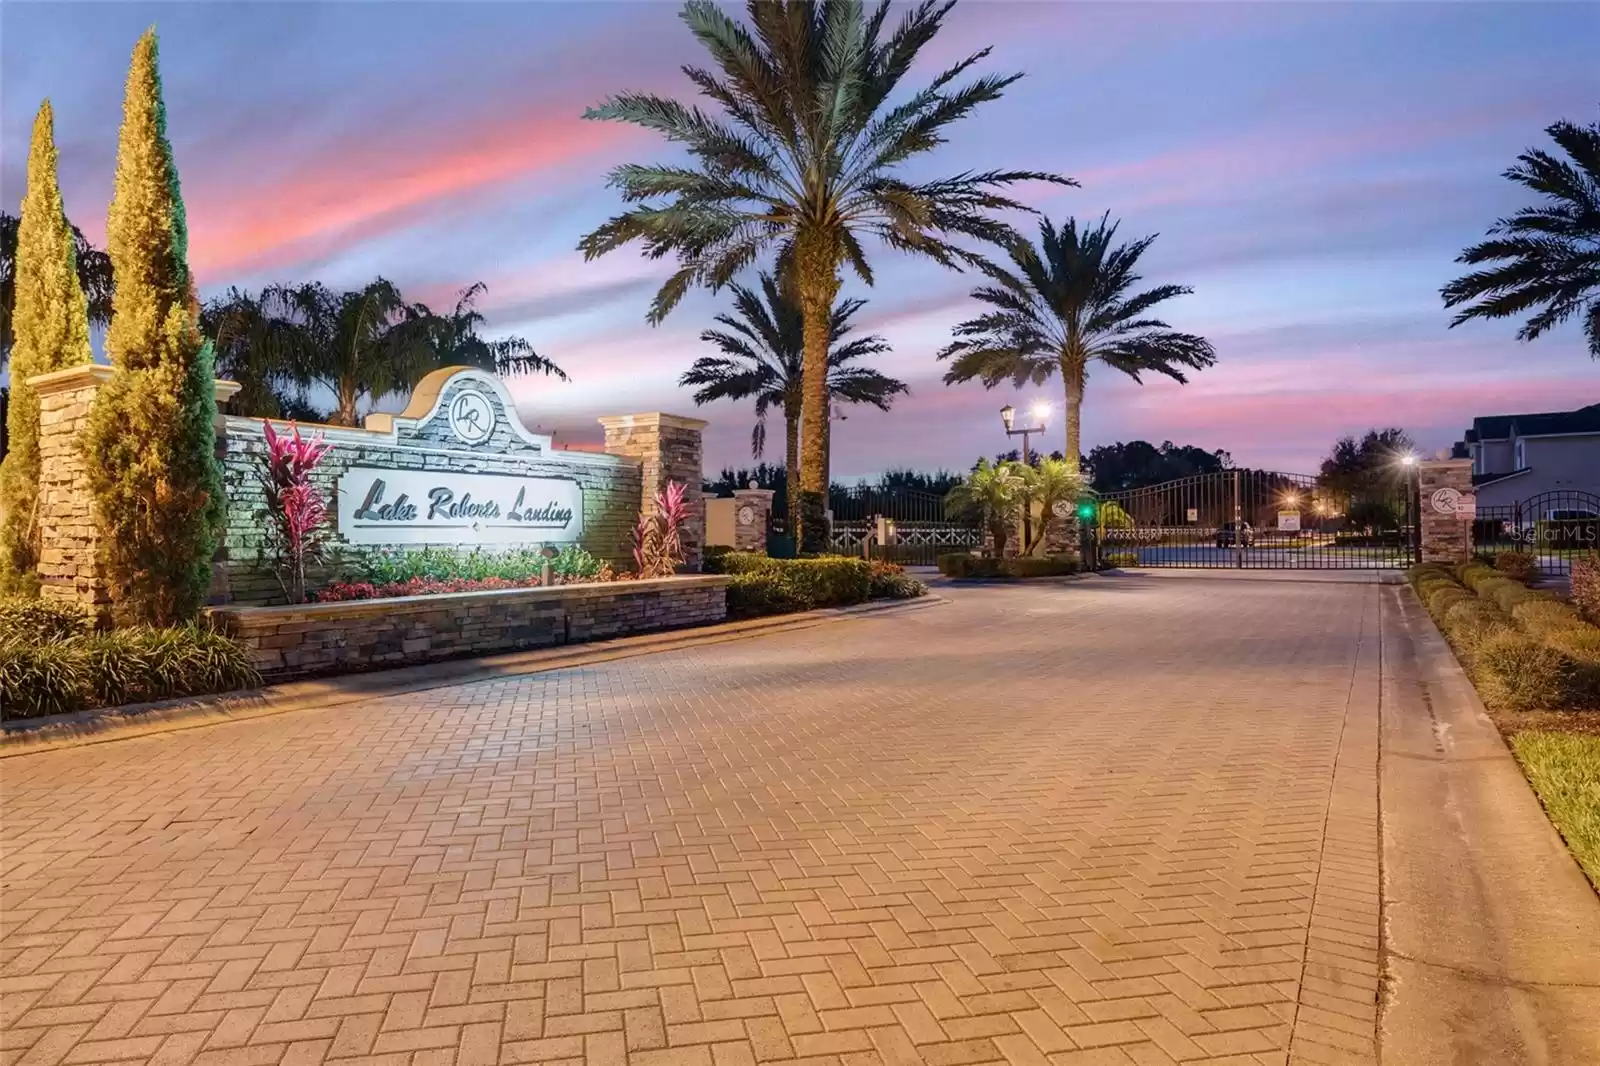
[1215,521,1254,548]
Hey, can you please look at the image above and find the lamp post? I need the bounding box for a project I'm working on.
[1000,402,1051,553]
[999,402,1050,466]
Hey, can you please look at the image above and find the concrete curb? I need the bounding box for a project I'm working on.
[0,595,945,758]
[1378,585,1600,1064]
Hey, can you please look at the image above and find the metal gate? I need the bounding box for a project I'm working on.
[828,487,981,565]
[1087,469,1419,570]
[1474,489,1600,576]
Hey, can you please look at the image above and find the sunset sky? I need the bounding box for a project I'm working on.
[3,1,1596,479]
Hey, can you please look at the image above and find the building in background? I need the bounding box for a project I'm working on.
[1454,402,1600,511]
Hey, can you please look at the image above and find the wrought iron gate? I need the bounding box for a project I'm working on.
[1088,469,1419,570]
[1474,489,1600,577]
[827,487,980,565]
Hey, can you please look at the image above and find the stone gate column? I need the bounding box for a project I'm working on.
[731,487,774,553]
[1418,458,1474,565]
[30,365,115,614]
[599,413,707,572]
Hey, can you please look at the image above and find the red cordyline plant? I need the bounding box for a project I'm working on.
[256,421,334,604]
[632,480,689,579]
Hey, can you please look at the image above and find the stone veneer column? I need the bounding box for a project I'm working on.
[598,413,708,571]
[731,488,774,552]
[29,365,116,613]
[1418,458,1473,565]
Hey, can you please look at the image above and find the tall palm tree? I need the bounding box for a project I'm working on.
[1,210,113,366]
[578,0,1071,550]
[939,214,1216,474]
[1442,113,1600,359]
[681,272,905,523]
[945,457,1023,555]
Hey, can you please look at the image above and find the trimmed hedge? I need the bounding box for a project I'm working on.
[0,624,261,720]
[1475,632,1576,712]
[1494,551,1540,582]
[726,571,814,619]
[1574,556,1600,625]
[868,561,929,601]
[0,598,91,644]
[1101,551,1139,569]
[937,554,1080,579]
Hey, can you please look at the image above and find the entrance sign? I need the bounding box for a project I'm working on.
[1453,492,1476,519]
[1186,507,1198,523]
[1277,512,1301,531]
[447,390,495,444]
[1430,487,1461,516]
[337,467,584,545]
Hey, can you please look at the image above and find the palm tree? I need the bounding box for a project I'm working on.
[1,210,113,366]
[202,279,566,426]
[945,457,1023,555]
[1442,113,1600,359]
[423,282,569,381]
[681,272,905,523]
[939,214,1216,475]
[1016,456,1082,555]
[578,0,1072,550]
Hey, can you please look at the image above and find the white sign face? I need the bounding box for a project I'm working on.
[1051,499,1073,518]
[1277,512,1301,531]
[337,467,583,545]
[1430,487,1461,516]
[1186,507,1198,523]
[737,505,756,527]
[1454,493,1477,519]
[447,390,495,445]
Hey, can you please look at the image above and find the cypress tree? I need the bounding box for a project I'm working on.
[82,28,224,625]
[0,102,94,592]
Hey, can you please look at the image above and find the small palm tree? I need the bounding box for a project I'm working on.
[1442,113,1600,359]
[946,458,1024,555]
[1016,456,1082,555]
[579,0,1071,549]
[939,213,1216,475]
[682,273,905,523]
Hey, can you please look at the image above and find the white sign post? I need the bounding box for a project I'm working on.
[336,467,584,546]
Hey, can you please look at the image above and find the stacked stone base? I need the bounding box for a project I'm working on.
[206,575,730,682]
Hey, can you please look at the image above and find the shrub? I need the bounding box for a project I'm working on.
[1511,599,1586,638]
[1476,576,1548,615]
[0,639,92,718]
[1493,551,1540,582]
[0,624,259,720]
[716,554,871,606]
[1101,551,1139,569]
[1458,562,1500,592]
[80,31,224,627]
[1442,599,1515,660]
[1573,556,1600,625]
[255,421,334,604]
[1426,585,1474,621]
[1475,631,1577,712]
[726,571,814,619]
[1004,556,1079,578]
[702,545,736,573]
[0,597,91,644]
[2,102,96,589]
[633,480,689,578]
[873,574,929,600]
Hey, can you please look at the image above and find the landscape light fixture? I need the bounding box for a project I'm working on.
[1398,454,1418,467]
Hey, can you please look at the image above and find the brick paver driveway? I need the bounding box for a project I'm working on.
[2,575,1382,1066]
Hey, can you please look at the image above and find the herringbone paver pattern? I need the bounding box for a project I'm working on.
[1,576,1381,1066]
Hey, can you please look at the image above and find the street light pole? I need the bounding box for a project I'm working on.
[1000,403,1051,553]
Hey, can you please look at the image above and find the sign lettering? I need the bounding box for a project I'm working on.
[338,468,583,545]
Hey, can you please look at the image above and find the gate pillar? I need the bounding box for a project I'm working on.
[1418,459,1473,565]
[731,487,774,553]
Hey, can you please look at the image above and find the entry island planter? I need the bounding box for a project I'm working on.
[205,575,731,681]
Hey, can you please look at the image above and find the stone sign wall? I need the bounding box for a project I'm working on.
[216,367,653,605]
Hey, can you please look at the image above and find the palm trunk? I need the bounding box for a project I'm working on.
[1061,357,1085,476]
[783,403,800,535]
[337,378,358,427]
[795,238,839,555]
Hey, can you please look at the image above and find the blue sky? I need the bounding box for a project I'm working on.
[4,1,1596,478]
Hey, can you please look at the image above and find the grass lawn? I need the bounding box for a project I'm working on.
[1509,729,1600,892]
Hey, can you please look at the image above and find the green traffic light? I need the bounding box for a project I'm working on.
[1076,502,1096,519]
